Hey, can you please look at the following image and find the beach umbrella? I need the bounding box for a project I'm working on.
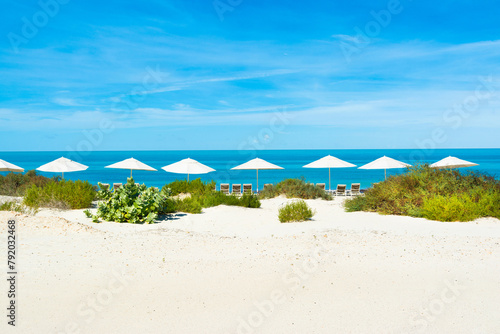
[162,158,215,181]
[105,158,157,178]
[37,157,88,179]
[430,156,478,169]
[358,156,411,180]
[303,155,356,191]
[0,159,24,173]
[231,158,284,192]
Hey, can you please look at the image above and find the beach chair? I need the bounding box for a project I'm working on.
[113,183,122,191]
[100,183,110,191]
[231,184,241,196]
[243,184,253,194]
[334,184,346,196]
[349,183,361,196]
[263,183,272,190]
[316,183,326,191]
[220,183,230,195]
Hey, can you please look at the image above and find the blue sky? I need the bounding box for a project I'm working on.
[1,0,499,151]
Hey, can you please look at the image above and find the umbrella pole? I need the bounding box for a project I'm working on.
[130,169,133,178]
[256,169,259,193]
[187,173,189,182]
[329,168,331,191]
[62,172,64,179]
[384,169,387,180]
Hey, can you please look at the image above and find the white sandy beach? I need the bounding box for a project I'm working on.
[1,196,500,334]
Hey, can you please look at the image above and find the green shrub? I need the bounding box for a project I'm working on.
[160,179,261,214]
[93,178,169,224]
[344,164,500,222]
[171,197,203,214]
[168,192,261,214]
[96,183,113,201]
[259,178,332,200]
[23,179,95,209]
[420,194,480,222]
[0,170,55,196]
[163,178,216,196]
[278,200,315,223]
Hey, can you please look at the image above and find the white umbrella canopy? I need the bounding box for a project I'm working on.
[430,156,478,169]
[37,157,88,179]
[231,158,284,192]
[162,158,215,181]
[358,156,411,180]
[0,159,24,172]
[105,158,157,178]
[303,155,356,191]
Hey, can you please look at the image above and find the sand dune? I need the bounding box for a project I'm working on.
[1,197,499,333]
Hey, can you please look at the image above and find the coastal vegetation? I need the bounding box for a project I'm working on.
[88,178,260,223]
[0,201,37,214]
[162,179,261,214]
[0,170,54,196]
[259,178,332,200]
[344,164,500,222]
[23,179,95,210]
[91,178,169,224]
[278,200,315,223]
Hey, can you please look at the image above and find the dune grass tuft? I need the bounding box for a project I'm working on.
[278,200,315,223]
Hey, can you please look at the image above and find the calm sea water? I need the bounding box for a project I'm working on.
[1,149,499,190]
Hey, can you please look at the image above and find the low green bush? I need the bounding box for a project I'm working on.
[169,192,261,214]
[259,178,331,200]
[0,170,55,196]
[278,200,315,223]
[344,164,500,222]
[92,178,170,224]
[23,179,95,209]
[161,179,261,214]
[163,178,216,196]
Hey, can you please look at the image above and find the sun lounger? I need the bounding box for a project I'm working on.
[263,183,272,190]
[113,183,122,190]
[220,183,230,195]
[316,183,326,191]
[231,184,241,195]
[349,183,361,196]
[100,183,110,190]
[243,184,253,194]
[334,184,346,196]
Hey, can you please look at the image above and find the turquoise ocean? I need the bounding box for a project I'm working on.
[1,149,499,190]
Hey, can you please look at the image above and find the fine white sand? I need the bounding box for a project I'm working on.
[1,196,499,333]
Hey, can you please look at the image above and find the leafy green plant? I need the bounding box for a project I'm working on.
[259,178,331,200]
[278,200,315,223]
[344,164,500,222]
[23,179,95,209]
[96,183,113,201]
[83,209,92,218]
[420,194,480,222]
[93,178,169,224]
